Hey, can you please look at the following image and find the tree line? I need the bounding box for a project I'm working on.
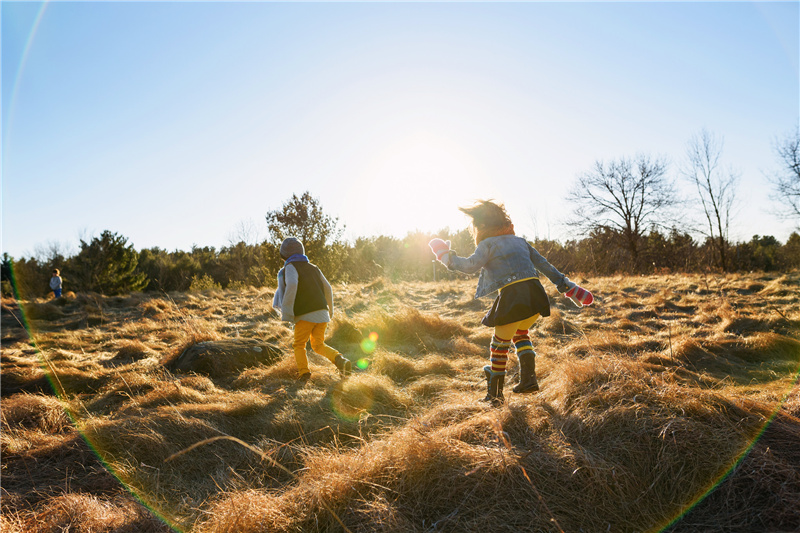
[3,126,799,298]
[3,203,799,299]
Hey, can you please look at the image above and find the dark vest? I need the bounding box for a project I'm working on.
[291,262,328,317]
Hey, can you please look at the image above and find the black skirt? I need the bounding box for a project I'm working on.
[481,278,551,327]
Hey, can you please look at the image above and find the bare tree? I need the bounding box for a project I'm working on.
[33,240,74,269]
[227,218,263,246]
[768,124,800,224]
[681,129,739,272]
[567,154,676,268]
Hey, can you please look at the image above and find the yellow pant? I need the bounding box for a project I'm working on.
[493,314,540,341]
[293,320,340,375]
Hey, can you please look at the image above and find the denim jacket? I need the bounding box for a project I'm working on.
[445,235,570,299]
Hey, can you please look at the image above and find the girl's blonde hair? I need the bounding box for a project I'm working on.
[459,200,514,244]
[52,269,60,276]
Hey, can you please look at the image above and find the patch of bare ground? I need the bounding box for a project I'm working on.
[1,273,799,532]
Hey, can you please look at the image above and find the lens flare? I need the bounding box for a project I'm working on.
[360,331,379,354]
[6,264,179,531]
[658,366,800,532]
[360,338,375,353]
[331,381,374,422]
[356,358,370,370]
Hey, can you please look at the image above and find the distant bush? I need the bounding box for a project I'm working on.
[69,231,147,295]
[227,280,249,291]
[189,274,222,292]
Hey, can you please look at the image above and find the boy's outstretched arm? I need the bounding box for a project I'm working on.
[272,269,285,310]
[280,264,299,322]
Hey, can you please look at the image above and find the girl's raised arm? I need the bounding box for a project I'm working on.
[430,238,490,275]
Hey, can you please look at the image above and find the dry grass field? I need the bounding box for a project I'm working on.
[2,272,799,532]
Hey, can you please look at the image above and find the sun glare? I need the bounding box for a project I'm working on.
[351,131,491,235]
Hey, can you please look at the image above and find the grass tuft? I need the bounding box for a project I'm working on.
[1,393,72,433]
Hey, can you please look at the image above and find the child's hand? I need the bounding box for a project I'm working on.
[428,238,452,263]
[564,282,594,307]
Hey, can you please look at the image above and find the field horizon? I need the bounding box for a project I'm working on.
[2,272,799,532]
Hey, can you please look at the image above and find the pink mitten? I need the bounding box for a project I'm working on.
[565,283,594,307]
[428,238,452,261]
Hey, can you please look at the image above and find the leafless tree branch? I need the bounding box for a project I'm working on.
[681,129,739,271]
[567,154,677,267]
[767,124,800,224]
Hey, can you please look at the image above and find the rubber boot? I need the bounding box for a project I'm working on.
[512,351,539,393]
[482,365,505,406]
[335,355,352,376]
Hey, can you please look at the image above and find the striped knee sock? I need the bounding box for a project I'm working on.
[490,335,511,373]
[512,329,534,358]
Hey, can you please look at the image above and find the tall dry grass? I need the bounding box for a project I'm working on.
[1,273,798,532]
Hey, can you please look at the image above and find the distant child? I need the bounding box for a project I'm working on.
[272,237,352,382]
[429,200,594,405]
[50,269,63,298]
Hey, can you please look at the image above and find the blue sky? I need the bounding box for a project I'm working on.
[2,1,798,259]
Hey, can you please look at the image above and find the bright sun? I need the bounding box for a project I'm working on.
[352,131,490,236]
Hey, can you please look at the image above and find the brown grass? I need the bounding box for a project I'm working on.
[21,301,66,321]
[29,493,169,533]
[2,272,799,532]
[111,339,157,363]
[1,393,73,434]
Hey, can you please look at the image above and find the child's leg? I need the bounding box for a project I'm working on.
[511,314,540,354]
[309,322,352,375]
[489,331,513,373]
[493,317,539,369]
[497,315,540,337]
[292,321,315,375]
[483,333,512,405]
[484,316,541,403]
[510,314,541,393]
[308,322,340,363]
